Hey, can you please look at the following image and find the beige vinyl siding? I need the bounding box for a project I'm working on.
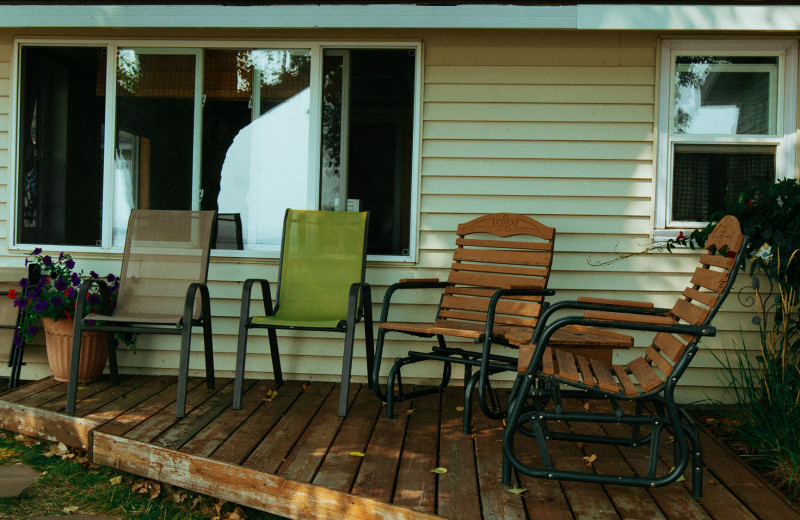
[0,27,769,404]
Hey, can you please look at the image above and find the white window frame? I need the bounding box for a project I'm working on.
[654,39,798,240]
[10,38,423,262]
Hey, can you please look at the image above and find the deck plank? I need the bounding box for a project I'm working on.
[0,377,63,402]
[243,382,333,473]
[277,383,358,482]
[150,378,239,450]
[350,391,412,503]
[472,398,528,520]
[180,379,277,458]
[699,430,800,520]
[311,385,383,493]
[3,375,800,520]
[96,378,205,438]
[81,376,177,424]
[437,386,481,520]
[38,376,128,413]
[392,387,440,514]
[210,380,306,465]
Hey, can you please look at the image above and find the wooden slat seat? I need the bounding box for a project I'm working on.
[502,215,749,499]
[372,213,557,432]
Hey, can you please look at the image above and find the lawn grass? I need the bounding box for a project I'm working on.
[0,430,285,520]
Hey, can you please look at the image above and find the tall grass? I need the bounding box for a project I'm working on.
[717,250,800,499]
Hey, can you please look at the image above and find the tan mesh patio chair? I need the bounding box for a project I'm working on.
[65,209,217,417]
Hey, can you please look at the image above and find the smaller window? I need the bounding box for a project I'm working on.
[656,40,797,232]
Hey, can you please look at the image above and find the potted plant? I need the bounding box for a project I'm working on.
[8,249,134,383]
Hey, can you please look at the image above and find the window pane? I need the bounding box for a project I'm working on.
[214,49,312,250]
[672,145,775,221]
[321,49,415,256]
[673,56,777,135]
[113,50,196,245]
[17,46,106,246]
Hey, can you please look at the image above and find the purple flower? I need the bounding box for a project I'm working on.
[58,252,64,262]
[65,258,75,270]
[106,273,116,283]
[87,294,100,306]
[26,325,38,336]
[13,298,25,309]
[33,300,47,313]
[32,248,42,255]
[19,278,28,289]
[90,271,99,279]
[54,279,68,291]
[42,255,52,267]
[28,288,40,299]
[64,287,76,299]
[50,296,63,307]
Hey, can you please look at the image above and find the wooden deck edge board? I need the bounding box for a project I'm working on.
[92,431,444,520]
[0,399,100,450]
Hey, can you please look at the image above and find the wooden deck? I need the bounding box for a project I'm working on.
[1,375,798,520]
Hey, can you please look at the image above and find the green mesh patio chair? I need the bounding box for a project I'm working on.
[232,209,373,417]
[66,209,217,418]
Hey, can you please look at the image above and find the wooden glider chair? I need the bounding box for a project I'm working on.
[372,213,556,433]
[66,210,217,418]
[232,209,373,417]
[502,215,748,498]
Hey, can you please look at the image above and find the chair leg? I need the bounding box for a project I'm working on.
[202,319,215,389]
[338,321,357,417]
[65,321,84,414]
[232,323,250,410]
[362,288,375,391]
[106,331,119,386]
[176,326,193,418]
[267,329,283,385]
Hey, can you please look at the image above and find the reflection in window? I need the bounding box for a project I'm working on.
[213,49,311,250]
[113,50,196,245]
[673,56,778,135]
[17,46,106,246]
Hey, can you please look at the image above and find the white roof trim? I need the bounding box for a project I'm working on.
[578,5,800,31]
[0,4,577,29]
[1,4,800,31]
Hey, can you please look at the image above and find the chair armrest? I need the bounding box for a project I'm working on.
[576,296,654,309]
[378,279,450,323]
[74,278,113,321]
[240,278,275,318]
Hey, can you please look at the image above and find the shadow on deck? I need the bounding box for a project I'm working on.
[0,375,797,520]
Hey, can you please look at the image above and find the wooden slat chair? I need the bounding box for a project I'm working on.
[501,215,748,499]
[372,213,556,433]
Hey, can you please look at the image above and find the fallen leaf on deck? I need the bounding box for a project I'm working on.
[109,476,123,485]
[43,442,70,458]
[431,467,448,474]
[223,506,247,520]
[456,406,465,412]
[584,402,591,411]
[406,408,415,415]
[349,451,365,457]
[62,506,79,513]
[669,467,686,482]
[583,454,597,467]
[77,386,88,390]
[262,389,279,402]
[507,487,527,495]
[132,480,161,499]
[302,384,311,390]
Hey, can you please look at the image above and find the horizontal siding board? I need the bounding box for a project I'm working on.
[419,195,652,216]
[423,102,654,122]
[422,140,653,160]
[425,42,624,67]
[424,65,654,85]
[424,84,654,104]
[422,121,654,142]
[421,158,654,179]
[421,177,652,197]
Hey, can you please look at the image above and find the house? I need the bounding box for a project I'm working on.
[1,1,796,403]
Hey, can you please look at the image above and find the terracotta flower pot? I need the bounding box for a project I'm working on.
[42,317,108,383]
